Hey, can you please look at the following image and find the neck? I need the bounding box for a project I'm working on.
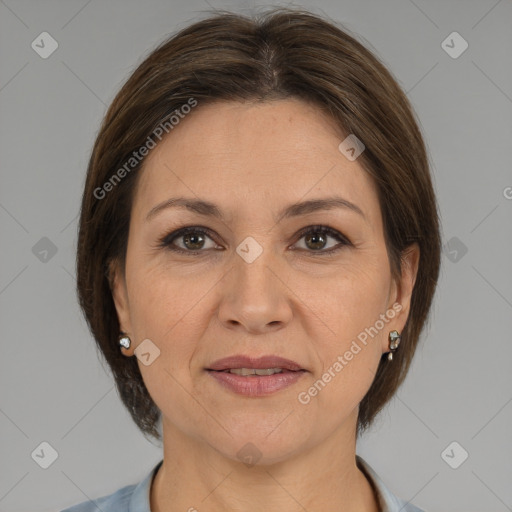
[150,414,379,512]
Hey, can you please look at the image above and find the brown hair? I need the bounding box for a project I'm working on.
[76,7,441,442]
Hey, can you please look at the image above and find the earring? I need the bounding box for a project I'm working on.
[119,335,131,350]
[387,330,401,361]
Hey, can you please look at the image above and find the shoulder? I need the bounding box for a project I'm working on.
[60,483,136,512]
[60,459,163,512]
[61,484,136,512]
[356,455,427,512]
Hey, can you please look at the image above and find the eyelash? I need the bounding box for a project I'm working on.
[157,224,352,257]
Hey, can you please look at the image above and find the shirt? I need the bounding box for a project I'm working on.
[60,455,425,512]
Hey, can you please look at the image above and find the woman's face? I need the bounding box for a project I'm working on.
[111,98,418,464]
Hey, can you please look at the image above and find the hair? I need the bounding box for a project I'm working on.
[76,7,441,442]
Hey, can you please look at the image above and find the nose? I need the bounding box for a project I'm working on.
[217,246,293,334]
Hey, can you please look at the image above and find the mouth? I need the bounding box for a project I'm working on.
[205,355,307,395]
[209,368,305,376]
[206,355,306,374]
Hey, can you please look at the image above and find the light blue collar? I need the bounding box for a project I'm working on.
[127,456,424,512]
[128,459,162,512]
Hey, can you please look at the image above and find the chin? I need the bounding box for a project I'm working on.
[214,440,302,468]
[204,422,310,465]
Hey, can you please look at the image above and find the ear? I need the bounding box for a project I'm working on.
[107,258,133,349]
[388,243,420,333]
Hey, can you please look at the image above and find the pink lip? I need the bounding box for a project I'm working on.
[207,355,304,372]
[206,355,307,397]
[207,370,306,396]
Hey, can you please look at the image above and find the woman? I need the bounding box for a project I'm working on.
[63,7,440,512]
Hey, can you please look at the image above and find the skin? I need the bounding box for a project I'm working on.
[110,98,419,512]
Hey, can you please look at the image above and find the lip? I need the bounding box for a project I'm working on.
[206,355,304,372]
[207,370,306,396]
[205,355,307,397]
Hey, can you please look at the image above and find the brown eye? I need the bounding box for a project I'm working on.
[293,225,352,255]
[304,231,328,250]
[158,224,351,256]
[159,227,218,252]
[182,231,206,250]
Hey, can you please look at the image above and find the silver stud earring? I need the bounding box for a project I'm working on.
[119,335,131,350]
[387,330,401,361]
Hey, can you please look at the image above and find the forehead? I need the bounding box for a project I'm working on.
[133,99,380,226]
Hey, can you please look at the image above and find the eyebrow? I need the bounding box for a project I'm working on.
[145,196,366,223]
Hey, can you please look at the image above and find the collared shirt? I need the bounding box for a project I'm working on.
[61,455,425,512]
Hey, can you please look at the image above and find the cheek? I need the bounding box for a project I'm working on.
[298,273,389,419]
[126,262,220,387]
[300,257,391,394]
[298,255,391,345]
[126,258,209,337]
[126,267,207,416]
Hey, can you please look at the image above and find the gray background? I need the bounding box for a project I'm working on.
[1,0,511,511]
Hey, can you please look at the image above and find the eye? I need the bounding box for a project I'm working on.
[291,225,352,255]
[158,226,219,253]
[157,224,352,255]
